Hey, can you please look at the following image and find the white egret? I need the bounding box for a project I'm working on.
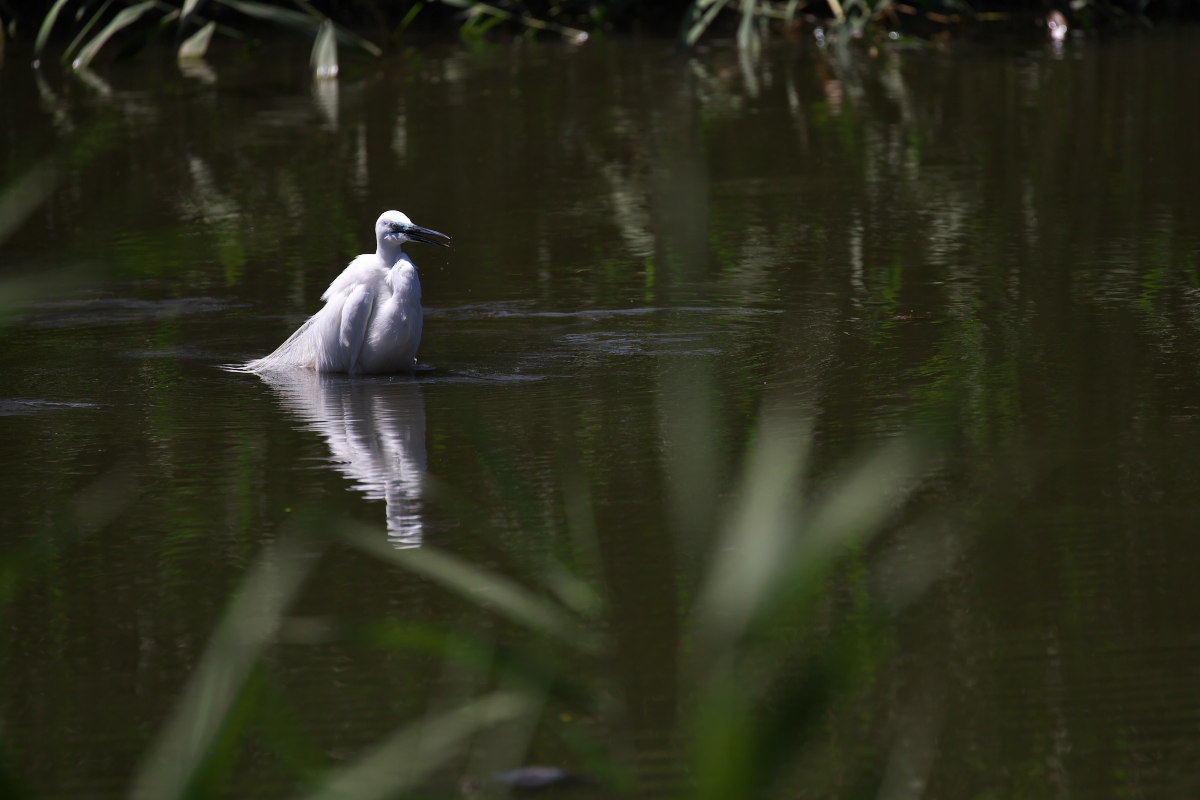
[245,210,450,374]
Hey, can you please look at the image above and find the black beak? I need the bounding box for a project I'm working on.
[403,223,451,247]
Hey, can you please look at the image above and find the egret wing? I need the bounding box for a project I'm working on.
[336,283,375,373]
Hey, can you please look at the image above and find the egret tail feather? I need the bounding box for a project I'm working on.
[244,315,321,372]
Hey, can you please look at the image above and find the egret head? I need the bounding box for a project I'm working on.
[375,210,451,251]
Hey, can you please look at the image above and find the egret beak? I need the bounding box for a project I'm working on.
[403,224,451,247]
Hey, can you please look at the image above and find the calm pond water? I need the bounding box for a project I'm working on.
[3,25,1200,799]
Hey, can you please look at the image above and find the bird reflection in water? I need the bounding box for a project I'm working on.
[255,369,427,548]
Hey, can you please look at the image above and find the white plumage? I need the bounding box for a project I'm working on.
[246,210,450,374]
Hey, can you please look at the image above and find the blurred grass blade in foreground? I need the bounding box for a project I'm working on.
[347,530,598,652]
[299,691,537,800]
[71,1,158,69]
[130,536,320,800]
[692,413,812,652]
[682,0,730,47]
[216,0,382,56]
[694,412,921,653]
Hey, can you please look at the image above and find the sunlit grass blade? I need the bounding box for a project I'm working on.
[62,0,114,65]
[178,19,215,59]
[129,536,319,800]
[297,690,537,800]
[346,529,597,651]
[34,0,73,57]
[215,0,382,55]
[693,409,922,654]
[310,18,337,79]
[793,438,919,577]
[692,414,811,651]
[71,0,159,69]
[741,438,923,645]
[683,0,730,47]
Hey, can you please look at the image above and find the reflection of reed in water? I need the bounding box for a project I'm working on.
[256,370,427,548]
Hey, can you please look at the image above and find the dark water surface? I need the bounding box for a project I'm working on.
[4,27,1200,799]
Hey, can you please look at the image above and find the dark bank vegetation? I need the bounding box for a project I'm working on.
[2,0,1197,71]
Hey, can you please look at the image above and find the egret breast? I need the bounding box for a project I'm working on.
[358,263,423,373]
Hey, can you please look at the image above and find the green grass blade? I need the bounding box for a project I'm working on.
[214,0,317,27]
[395,2,423,36]
[794,439,919,572]
[692,414,810,650]
[34,0,73,57]
[216,0,382,55]
[439,0,589,42]
[129,536,319,800]
[347,530,596,651]
[62,0,113,65]
[298,691,537,800]
[71,0,159,69]
[683,0,730,47]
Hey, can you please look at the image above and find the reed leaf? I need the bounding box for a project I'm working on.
[796,439,918,571]
[71,0,159,69]
[215,0,382,55]
[395,2,424,36]
[178,19,215,59]
[683,0,731,47]
[693,410,922,654]
[692,414,811,651]
[298,691,538,800]
[62,0,113,65]
[347,530,596,651]
[34,0,73,56]
[438,0,589,42]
